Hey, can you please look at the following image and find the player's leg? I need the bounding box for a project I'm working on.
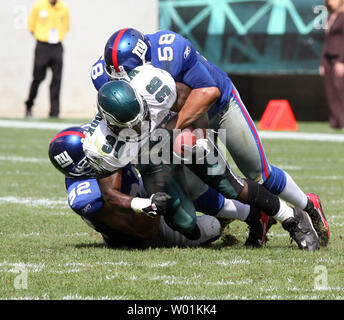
[173,165,274,247]
[210,87,307,207]
[176,137,318,250]
[193,185,276,247]
[138,164,199,240]
[210,85,329,246]
[147,215,221,248]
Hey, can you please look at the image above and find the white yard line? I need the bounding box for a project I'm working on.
[0,196,67,207]
[0,260,180,276]
[259,131,344,142]
[1,120,344,142]
[0,156,49,163]
[62,294,126,300]
[0,120,80,130]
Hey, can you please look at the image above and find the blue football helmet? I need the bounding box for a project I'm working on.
[104,28,151,80]
[48,125,94,178]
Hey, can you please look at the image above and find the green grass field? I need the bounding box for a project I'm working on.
[0,120,343,300]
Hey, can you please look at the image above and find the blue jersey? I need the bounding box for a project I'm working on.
[146,30,232,118]
[90,55,109,91]
[65,164,147,242]
[91,30,233,118]
[65,164,225,247]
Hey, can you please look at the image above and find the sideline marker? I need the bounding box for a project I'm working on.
[258,100,298,131]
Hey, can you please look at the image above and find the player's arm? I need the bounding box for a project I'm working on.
[170,42,220,129]
[173,86,219,130]
[96,170,133,213]
[96,170,170,217]
[83,123,170,217]
[172,82,210,130]
[172,82,191,112]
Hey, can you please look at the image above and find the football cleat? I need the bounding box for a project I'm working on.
[282,208,319,251]
[306,193,330,247]
[244,209,277,248]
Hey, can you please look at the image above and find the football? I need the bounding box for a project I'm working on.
[172,128,196,155]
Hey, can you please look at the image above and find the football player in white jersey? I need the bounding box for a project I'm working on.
[49,124,224,248]
[84,65,266,245]
[84,65,319,250]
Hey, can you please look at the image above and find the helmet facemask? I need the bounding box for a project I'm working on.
[97,90,150,142]
[105,64,130,82]
[69,156,95,178]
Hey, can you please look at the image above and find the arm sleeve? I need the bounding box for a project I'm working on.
[182,59,218,89]
[178,38,218,89]
[27,3,38,33]
[65,6,70,32]
[91,57,109,91]
[65,178,104,216]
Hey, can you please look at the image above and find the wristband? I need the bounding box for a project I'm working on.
[130,197,151,214]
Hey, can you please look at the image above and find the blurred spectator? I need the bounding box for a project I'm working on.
[320,0,344,130]
[25,0,69,118]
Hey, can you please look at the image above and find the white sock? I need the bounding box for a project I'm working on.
[273,200,294,223]
[216,199,250,221]
[278,172,308,210]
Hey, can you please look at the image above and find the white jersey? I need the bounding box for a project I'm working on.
[83,64,177,175]
[129,64,177,131]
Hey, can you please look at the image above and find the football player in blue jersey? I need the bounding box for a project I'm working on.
[49,124,273,248]
[91,27,329,247]
[91,78,319,251]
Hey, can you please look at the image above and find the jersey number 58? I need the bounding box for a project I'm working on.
[157,34,176,62]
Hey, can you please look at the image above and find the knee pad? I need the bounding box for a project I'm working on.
[246,179,280,217]
[196,215,221,243]
[263,165,286,195]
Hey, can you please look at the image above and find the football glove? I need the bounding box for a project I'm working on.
[131,192,172,218]
[143,192,172,218]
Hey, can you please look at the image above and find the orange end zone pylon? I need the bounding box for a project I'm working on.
[258,99,298,131]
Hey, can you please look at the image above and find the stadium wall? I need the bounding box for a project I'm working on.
[0,0,158,119]
[159,0,329,122]
[231,74,328,122]
[1,0,329,122]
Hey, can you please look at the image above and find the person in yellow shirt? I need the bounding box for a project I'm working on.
[25,0,69,118]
